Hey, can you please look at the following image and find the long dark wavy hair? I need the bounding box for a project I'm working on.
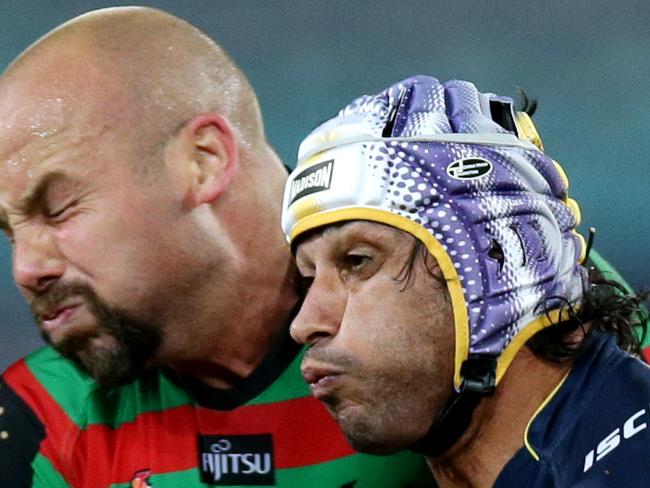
[528,264,648,362]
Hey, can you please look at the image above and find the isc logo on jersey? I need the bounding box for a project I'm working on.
[583,407,649,472]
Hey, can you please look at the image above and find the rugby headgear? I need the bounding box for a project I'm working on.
[282,75,587,454]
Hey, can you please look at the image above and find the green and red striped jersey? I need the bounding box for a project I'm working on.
[1,343,433,487]
[0,250,645,487]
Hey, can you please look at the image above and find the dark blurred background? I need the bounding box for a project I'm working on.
[1,0,648,370]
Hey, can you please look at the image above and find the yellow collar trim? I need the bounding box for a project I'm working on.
[523,367,572,461]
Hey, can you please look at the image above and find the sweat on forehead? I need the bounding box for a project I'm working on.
[3,6,267,166]
[0,14,176,149]
[0,51,138,161]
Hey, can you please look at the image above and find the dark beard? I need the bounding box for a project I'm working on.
[32,282,162,388]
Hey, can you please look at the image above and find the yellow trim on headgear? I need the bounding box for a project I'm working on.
[549,159,586,263]
[566,198,582,226]
[576,231,588,264]
[515,112,544,151]
[552,159,570,191]
[494,308,571,385]
[290,207,470,390]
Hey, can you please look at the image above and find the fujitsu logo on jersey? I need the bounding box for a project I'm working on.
[583,406,649,472]
[198,434,274,485]
[289,160,334,204]
[202,441,271,482]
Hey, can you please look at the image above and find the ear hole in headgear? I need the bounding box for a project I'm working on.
[489,99,517,133]
[487,239,505,272]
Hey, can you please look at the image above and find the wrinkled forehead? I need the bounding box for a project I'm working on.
[0,76,135,179]
[296,218,405,244]
[0,43,134,155]
[0,84,66,196]
[292,220,418,273]
[0,91,97,186]
[0,93,66,159]
[0,86,131,219]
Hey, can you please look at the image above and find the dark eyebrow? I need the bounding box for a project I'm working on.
[15,171,67,215]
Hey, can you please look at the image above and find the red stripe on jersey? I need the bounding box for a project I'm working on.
[3,360,80,486]
[73,396,354,486]
[643,346,650,364]
[196,396,354,467]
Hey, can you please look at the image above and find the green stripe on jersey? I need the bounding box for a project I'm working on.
[108,451,432,487]
[589,249,649,348]
[32,453,70,488]
[84,370,193,427]
[275,450,432,487]
[25,347,96,428]
[24,345,312,428]
[85,348,310,427]
[246,348,311,406]
[25,347,192,427]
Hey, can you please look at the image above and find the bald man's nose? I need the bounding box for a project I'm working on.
[290,276,346,346]
[12,231,65,296]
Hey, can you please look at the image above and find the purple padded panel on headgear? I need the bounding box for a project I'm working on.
[329,76,586,359]
[444,79,510,135]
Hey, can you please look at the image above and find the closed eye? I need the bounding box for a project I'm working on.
[46,200,77,222]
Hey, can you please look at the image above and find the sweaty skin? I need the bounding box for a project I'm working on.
[0,10,437,488]
[291,221,572,487]
[0,7,298,388]
[292,221,456,454]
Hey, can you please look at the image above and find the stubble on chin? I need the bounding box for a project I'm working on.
[34,282,162,387]
[336,404,403,455]
[330,368,439,456]
[61,331,139,387]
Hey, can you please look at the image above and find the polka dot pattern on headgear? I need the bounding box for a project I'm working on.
[282,75,587,388]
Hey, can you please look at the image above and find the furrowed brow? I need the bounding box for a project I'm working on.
[15,171,66,215]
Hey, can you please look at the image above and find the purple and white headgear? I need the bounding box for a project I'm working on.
[282,75,586,392]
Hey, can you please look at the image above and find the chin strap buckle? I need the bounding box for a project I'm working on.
[409,356,498,457]
[460,356,497,395]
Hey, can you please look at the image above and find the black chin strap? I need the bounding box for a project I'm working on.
[410,356,497,457]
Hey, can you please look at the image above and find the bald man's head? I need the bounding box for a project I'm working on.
[0,8,296,385]
[2,7,266,174]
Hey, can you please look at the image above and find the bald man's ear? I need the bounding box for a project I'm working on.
[181,114,239,205]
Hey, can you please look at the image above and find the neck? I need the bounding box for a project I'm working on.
[428,347,571,487]
[167,147,299,388]
[183,259,299,389]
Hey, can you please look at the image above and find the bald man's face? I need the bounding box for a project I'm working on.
[0,66,202,386]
